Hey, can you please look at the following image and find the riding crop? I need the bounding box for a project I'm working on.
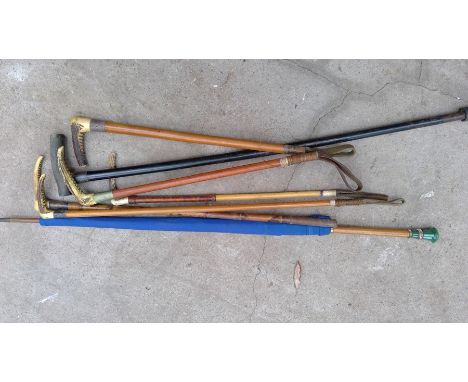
[40,199,404,218]
[57,144,363,206]
[56,107,467,196]
[110,190,391,205]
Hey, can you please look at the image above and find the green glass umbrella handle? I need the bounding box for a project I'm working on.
[409,228,439,243]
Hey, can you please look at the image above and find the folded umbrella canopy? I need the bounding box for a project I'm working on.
[0,216,438,242]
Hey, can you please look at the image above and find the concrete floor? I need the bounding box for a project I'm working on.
[0,60,466,322]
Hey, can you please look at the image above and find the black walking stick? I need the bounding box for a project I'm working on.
[53,107,467,196]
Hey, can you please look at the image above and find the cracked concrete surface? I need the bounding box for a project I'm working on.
[0,60,467,322]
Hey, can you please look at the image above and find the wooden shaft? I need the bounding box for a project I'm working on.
[333,225,410,238]
[127,190,325,204]
[104,121,305,154]
[111,153,318,199]
[64,200,333,218]
[128,194,216,203]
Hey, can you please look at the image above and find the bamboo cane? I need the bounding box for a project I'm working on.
[111,189,390,205]
[71,116,312,167]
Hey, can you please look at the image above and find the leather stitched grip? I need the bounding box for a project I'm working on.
[335,199,369,206]
[280,143,356,167]
[280,151,319,167]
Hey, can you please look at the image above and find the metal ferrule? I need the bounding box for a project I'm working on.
[111,198,129,206]
[321,190,337,197]
[70,116,91,132]
[93,192,114,204]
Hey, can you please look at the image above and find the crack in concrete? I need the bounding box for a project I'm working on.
[285,60,466,102]
[249,237,267,322]
[359,80,466,102]
[418,60,423,83]
[284,165,299,191]
[284,59,347,92]
[220,71,233,87]
[307,80,465,137]
[355,82,391,97]
[310,90,351,135]
[405,81,466,102]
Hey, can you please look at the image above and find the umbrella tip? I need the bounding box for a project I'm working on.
[0,217,39,223]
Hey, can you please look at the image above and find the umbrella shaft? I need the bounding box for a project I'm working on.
[333,225,409,238]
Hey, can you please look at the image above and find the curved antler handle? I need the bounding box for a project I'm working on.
[70,117,91,167]
[70,117,106,167]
